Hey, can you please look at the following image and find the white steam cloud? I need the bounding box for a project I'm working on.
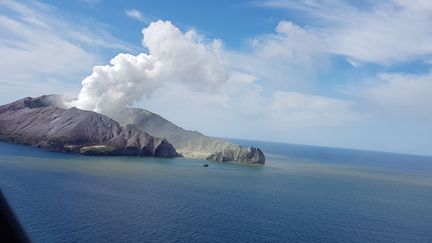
[72,20,226,114]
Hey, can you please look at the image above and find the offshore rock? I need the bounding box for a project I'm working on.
[206,146,265,165]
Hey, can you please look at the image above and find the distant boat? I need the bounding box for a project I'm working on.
[203,164,209,167]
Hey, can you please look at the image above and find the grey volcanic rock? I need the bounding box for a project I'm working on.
[206,146,265,165]
[109,108,266,164]
[0,95,180,157]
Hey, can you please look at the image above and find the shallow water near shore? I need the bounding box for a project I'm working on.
[0,141,431,242]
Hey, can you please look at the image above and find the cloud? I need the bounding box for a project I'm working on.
[256,1,432,121]
[138,71,359,140]
[225,20,328,92]
[359,72,432,118]
[72,19,359,130]
[0,0,134,103]
[257,0,432,65]
[125,9,146,22]
[73,20,227,114]
[269,91,359,126]
[253,21,326,64]
[142,21,226,88]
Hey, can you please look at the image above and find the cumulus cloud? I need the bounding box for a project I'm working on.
[73,20,227,114]
[142,21,226,88]
[125,9,145,22]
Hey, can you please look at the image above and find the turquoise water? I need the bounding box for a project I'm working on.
[0,141,431,242]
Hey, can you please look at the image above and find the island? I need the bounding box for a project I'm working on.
[0,95,265,165]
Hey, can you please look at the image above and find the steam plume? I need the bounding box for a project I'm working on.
[71,20,226,114]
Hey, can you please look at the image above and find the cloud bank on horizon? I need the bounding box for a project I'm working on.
[1,0,431,155]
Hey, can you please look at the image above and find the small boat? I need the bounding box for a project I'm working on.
[202,164,209,167]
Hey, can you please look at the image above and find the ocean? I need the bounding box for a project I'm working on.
[0,140,431,242]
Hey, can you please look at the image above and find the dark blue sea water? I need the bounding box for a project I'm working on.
[0,140,431,242]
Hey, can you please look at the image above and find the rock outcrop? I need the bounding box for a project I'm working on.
[0,95,180,157]
[206,146,265,165]
[109,108,266,164]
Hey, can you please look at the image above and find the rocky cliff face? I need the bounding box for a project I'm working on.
[0,95,180,157]
[206,146,265,165]
[109,108,266,164]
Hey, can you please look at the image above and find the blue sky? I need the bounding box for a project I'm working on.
[0,0,431,155]
[39,0,296,48]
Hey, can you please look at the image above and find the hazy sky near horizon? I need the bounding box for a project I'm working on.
[0,0,431,155]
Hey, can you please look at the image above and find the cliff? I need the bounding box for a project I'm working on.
[206,147,265,165]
